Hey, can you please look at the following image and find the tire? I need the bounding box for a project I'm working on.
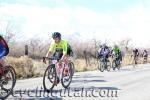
[69,62,75,76]
[98,61,101,70]
[6,66,16,88]
[100,61,105,72]
[106,62,111,71]
[112,61,116,71]
[135,57,138,65]
[143,57,147,64]
[133,57,137,68]
[43,64,56,93]
[117,60,121,70]
[134,59,137,67]
[0,66,16,99]
[61,63,73,89]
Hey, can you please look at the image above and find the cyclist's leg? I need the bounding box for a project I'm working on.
[143,56,145,63]
[105,55,109,68]
[119,52,122,63]
[144,57,146,63]
[0,59,3,76]
[144,56,148,63]
[55,52,63,84]
[133,56,136,65]
[0,58,6,68]
[0,59,5,66]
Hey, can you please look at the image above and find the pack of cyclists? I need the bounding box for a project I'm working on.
[97,43,149,69]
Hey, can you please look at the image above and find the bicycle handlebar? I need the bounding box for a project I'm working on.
[43,57,60,61]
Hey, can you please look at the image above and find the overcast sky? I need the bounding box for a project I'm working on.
[0,0,150,48]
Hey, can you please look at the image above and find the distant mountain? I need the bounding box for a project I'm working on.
[63,32,82,41]
[15,32,84,42]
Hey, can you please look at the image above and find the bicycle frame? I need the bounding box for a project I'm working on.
[100,56,108,67]
[99,56,111,72]
[48,58,69,83]
[43,56,73,91]
[55,61,66,81]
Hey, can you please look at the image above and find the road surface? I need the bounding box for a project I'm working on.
[7,64,150,100]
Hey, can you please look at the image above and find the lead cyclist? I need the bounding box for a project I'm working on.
[43,32,73,84]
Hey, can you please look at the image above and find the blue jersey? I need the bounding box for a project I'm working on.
[0,36,9,58]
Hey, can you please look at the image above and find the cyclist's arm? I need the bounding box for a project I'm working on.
[46,51,52,58]
[61,53,67,62]
[46,43,54,58]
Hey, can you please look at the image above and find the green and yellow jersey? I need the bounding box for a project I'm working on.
[49,39,68,55]
[113,47,120,55]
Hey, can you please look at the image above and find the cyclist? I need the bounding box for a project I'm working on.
[142,49,148,63]
[112,45,122,62]
[98,43,110,61]
[43,32,73,84]
[132,48,139,64]
[0,35,9,75]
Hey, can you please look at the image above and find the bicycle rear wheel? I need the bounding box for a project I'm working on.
[43,64,57,93]
[61,63,73,89]
[0,65,16,99]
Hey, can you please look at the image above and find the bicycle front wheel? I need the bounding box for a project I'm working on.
[107,62,111,71]
[0,65,16,99]
[99,61,105,72]
[117,60,121,70]
[112,61,116,71]
[43,64,57,93]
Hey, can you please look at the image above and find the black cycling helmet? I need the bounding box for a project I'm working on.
[52,32,61,39]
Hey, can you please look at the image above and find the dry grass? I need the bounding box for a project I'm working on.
[122,55,133,66]
[5,56,45,79]
[73,58,98,72]
[73,55,150,71]
[4,55,150,79]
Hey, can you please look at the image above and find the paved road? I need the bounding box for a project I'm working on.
[7,64,150,100]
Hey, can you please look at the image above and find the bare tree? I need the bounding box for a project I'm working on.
[0,21,15,43]
[92,39,101,64]
[119,38,131,53]
[29,37,50,59]
[82,39,101,67]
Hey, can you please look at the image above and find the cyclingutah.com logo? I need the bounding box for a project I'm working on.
[2,87,119,98]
